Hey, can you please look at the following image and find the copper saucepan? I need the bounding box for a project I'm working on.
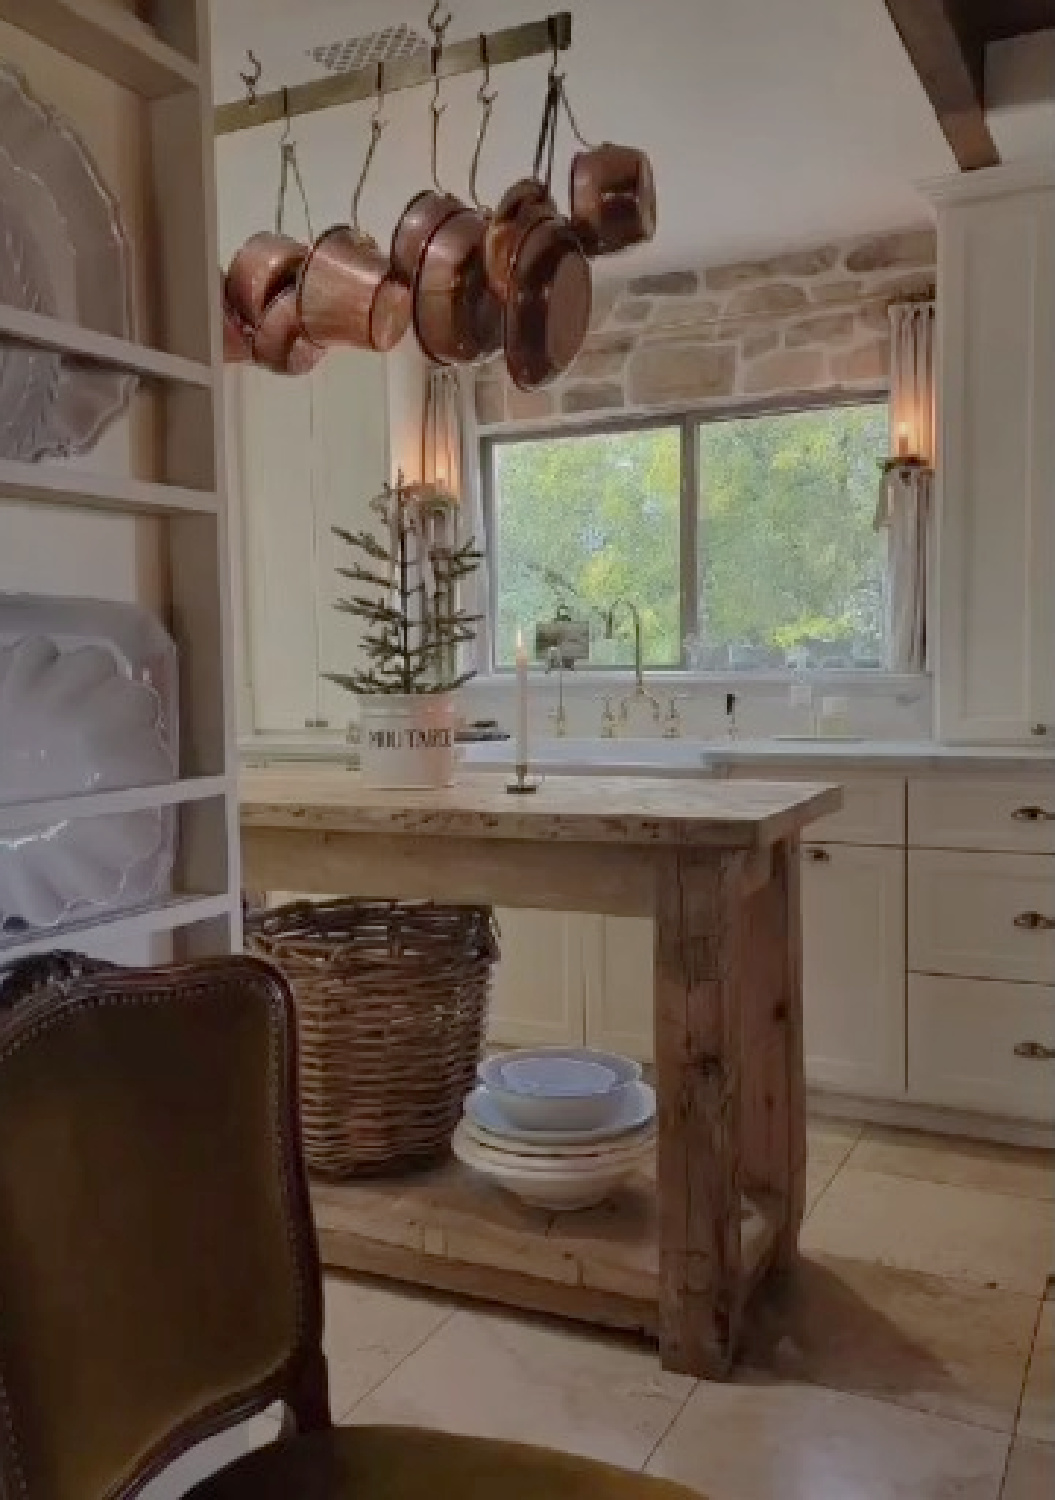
[414,206,502,365]
[225,231,306,328]
[391,188,464,287]
[569,142,657,257]
[297,227,410,354]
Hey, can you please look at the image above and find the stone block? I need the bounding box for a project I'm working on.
[705,245,840,290]
[844,228,936,273]
[626,342,736,405]
[588,280,619,330]
[829,338,891,383]
[506,384,555,422]
[870,271,937,301]
[561,381,626,415]
[741,329,779,360]
[475,378,505,426]
[727,282,810,317]
[808,277,864,305]
[742,347,825,395]
[611,299,652,324]
[646,296,723,328]
[571,339,634,381]
[625,269,699,296]
[784,311,856,348]
[858,303,893,335]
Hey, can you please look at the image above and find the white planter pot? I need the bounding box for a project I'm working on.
[358,693,456,789]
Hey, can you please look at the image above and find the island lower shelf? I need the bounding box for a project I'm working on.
[312,1156,780,1338]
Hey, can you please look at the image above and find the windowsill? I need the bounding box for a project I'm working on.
[471,669,931,692]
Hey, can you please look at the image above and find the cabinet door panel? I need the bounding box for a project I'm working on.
[936,183,1055,741]
[585,915,654,1063]
[909,849,1055,984]
[802,844,906,1097]
[487,909,585,1048]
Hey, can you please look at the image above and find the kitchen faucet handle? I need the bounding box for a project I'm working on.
[662,694,689,738]
[600,695,618,738]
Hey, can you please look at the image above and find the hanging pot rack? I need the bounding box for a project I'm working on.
[214,11,573,136]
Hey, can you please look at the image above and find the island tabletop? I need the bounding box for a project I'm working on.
[240,765,842,1377]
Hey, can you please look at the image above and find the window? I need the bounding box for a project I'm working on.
[485,399,889,671]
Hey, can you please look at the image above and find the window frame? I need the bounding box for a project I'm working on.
[480,387,890,675]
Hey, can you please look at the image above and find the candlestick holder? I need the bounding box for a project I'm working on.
[506,761,542,795]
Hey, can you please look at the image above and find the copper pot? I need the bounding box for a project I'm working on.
[225,231,307,327]
[569,143,656,256]
[297,226,410,353]
[391,189,464,286]
[505,214,592,390]
[484,179,557,301]
[222,291,253,364]
[252,285,324,376]
[414,206,502,366]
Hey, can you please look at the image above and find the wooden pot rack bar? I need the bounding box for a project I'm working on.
[214,11,573,136]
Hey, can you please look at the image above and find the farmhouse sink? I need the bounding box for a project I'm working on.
[460,737,720,777]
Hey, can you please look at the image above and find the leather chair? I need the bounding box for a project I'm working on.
[0,954,697,1500]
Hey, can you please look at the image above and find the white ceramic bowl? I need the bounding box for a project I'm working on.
[464,1081,656,1150]
[477,1048,643,1132]
[452,1121,653,1212]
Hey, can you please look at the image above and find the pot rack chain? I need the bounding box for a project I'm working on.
[214,11,573,136]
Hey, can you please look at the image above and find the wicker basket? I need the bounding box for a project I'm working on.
[246,899,498,1177]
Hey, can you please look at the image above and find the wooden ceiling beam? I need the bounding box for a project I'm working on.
[882,0,1000,170]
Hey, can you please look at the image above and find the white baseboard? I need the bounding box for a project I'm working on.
[807,1089,1055,1151]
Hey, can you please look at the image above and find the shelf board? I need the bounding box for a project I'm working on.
[0,776,232,834]
[0,0,201,99]
[0,892,236,965]
[0,306,212,387]
[0,460,217,516]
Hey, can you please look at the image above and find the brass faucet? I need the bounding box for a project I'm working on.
[603,600,662,727]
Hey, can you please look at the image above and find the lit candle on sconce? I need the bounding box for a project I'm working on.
[515,627,529,769]
[897,421,911,459]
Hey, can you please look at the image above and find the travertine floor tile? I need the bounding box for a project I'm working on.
[801,1169,1054,1296]
[741,1252,1037,1432]
[852,1127,1055,1202]
[647,1377,1009,1500]
[353,1307,694,1469]
[1018,1301,1055,1444]
[1001,1438,1054,1500]
[324,1274,454,1418]
[807,1117,862,1169]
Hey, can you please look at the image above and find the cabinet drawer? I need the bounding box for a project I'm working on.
[732,769,904,845]
[908,850,1055,983]
[908,974,1055,1122]
[909,775,1055,853]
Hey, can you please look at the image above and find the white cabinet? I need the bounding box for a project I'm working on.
[585,916,654,1063]
[909,849,1055,985]
[488,910,586,1048]
[228,351,390,737]
[801,843,906,1098]
[930,163,1055,743]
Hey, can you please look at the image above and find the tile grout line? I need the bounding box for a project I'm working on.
[331,1299,463,1423]
[1008,1298,1046,1444]
[636,1375,700,1474]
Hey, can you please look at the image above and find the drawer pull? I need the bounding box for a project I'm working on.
[1014,911,1055,931]
[1014,1041,1055,1061]
[805,848,831,863]
[1011,805,1055,822]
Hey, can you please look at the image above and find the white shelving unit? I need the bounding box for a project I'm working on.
[0,0,240,969]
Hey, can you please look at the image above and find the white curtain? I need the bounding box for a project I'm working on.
[421,365,490,675]
[875,301,936,672]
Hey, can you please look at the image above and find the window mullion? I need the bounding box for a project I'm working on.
[680,415,699,662]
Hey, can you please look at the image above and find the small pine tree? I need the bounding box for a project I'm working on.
[324,477,484,697]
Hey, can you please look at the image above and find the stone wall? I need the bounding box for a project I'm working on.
[474,227,936,428]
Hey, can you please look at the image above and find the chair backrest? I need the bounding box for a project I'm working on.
[0,955,330,1500]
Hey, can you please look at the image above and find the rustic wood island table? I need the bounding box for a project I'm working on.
[240,766,840,1377]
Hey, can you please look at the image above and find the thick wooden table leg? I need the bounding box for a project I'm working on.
[739,837,806,1270]
[654,849,746,1378]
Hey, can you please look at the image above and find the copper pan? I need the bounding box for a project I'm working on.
[504,213,592,390]
[222,293,253,364]
[297,226,410,353]
[414,206,502,365]
[225,231,306,327]
[483,179,556,301]
[569,142,656,256]
[252,284,324,376]
[391,188,465,286]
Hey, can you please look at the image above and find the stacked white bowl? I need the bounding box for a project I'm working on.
[453,1047,656,1211]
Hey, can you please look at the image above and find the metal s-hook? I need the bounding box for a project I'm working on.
[239,47,262,104]
[351,67,388,235]
[546,13,562,82]
[469,33,496,212]
[279,85,292,145]
[427,1,452,45]
[371,60,387,128]
[428,41,448,193]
